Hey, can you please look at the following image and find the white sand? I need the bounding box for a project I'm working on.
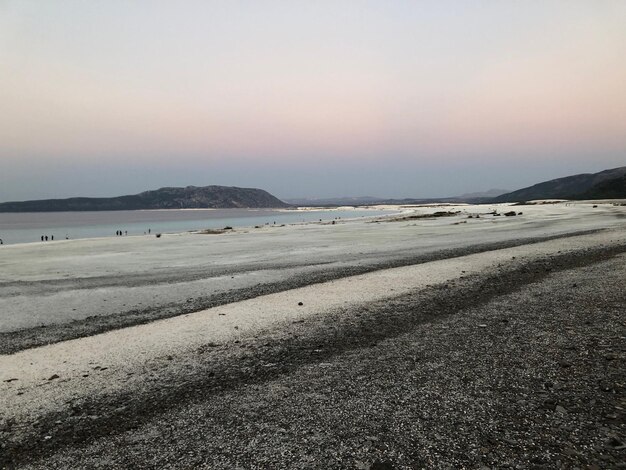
[1,226,625,424]
[1,201,625,334]
[1,201,625,430]
[1,201,624,283]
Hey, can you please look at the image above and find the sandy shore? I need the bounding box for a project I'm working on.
[1,201,625,468]
[1,201,624,351]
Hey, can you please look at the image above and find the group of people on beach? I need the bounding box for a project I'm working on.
[115,229,152,236]
[40,235,69,242]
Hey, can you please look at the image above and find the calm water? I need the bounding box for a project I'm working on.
[0,208,395,245]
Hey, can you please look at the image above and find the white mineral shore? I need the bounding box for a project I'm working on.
[1,201,625,428]
[1,201,625,333]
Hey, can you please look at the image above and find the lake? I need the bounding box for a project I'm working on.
[0,208,396,245]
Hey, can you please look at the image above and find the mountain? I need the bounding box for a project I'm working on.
[285,190,511,207]
[494,167,626,202]
[577,174,626,200]
[284,196,390,206]
[0,186,290,212]
[284,196,459,207]
[459,189,510,199]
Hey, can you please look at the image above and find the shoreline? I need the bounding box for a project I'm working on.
[1,199,622,247]
[0,206,400,247]
[1,201,625,468]
[0,228,608,355]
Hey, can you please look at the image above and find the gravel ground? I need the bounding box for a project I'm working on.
[3,242,625,469]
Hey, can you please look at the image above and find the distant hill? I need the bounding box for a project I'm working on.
[459,189,509,199]
[285,190,510,207]
[494,167,626,202]
[284,196,463,207]
[284,196,385,206]
[577,174,626,200]
[0,186,290,212]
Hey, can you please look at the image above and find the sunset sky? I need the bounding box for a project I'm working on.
[1,1,625,201]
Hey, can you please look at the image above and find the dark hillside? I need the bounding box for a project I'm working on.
[495,167,626,202]
[0,186,290,212]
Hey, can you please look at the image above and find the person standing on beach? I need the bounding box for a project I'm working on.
[41,235,44,242]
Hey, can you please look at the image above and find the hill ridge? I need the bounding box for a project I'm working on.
[495,166,626,202]
[0,185,289,212]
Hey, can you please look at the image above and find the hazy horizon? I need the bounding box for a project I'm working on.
[2,1,625,202]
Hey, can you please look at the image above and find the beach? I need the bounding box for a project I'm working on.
[1,201,625,468]
[0,207,397,245]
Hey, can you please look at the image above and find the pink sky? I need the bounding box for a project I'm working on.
[1,1,625,199]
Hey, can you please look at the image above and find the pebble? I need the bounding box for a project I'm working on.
[605,436,624,448]
[370,461,394,470]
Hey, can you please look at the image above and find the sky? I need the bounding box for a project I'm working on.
[1,0,625,201]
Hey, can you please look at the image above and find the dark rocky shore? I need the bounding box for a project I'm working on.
[3,241,625,469]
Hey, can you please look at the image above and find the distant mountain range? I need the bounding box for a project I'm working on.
[285,189,510,207]
[459,189,510,199]
[0,186,289,212]
[285,167,626,206]
[494,166,626,202]
[2,167,624,212]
